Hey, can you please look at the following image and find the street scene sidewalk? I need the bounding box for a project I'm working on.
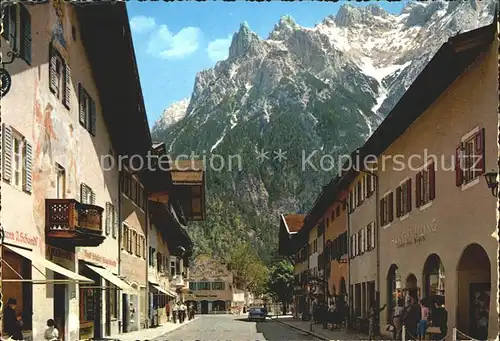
[273,316,366,341]
[105,318,197,341]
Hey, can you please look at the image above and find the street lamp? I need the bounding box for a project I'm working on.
[483,171,498,197]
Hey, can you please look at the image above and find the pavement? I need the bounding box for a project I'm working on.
[151,314,319,340]
[104,317,197,341]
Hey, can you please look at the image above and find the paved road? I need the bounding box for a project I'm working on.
[151,315,319,340]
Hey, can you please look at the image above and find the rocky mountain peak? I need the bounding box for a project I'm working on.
[229,22,260,59]
[269,15,300,40]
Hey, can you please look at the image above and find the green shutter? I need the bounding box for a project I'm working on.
[20,5,31,65]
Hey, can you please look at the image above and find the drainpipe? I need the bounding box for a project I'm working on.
[117,170,122,334]
[347,192,351,328]
[145,195,150,328]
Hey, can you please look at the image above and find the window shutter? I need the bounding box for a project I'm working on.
[49,45,58,94]
[2,6,10,39]
[20,5,31,65]
[78,84,86,127]
[63,63,71,108]
[90,99,97,136]
[395,186,401,218]
[428,163,436,200]
[416,173,422,207]
[2,124,12,181]
[379,198,384,226]
[388,192,394,222]
[406,179,412,212]
[455,144,463,186]
[90,189,96,205]
[105,202,111,235]
[80,183,87,204]
[23,141,32,193]
[361,228,366,253]
[371,175,375,193]
[475,128,485,176]
[366,175,372,197]
[370,222,375,249]
[113,206,118,238]
[9,6,17,50]
[121,226,126,249]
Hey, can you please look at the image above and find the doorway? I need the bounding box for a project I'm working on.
[457,243,491,339]
[53,273,67,341]
[122,294,130,332]
[200,300,209,314]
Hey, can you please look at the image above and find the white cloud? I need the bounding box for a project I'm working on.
[147,25,202,59]
[207,35,233,62]
[130,16,157,34]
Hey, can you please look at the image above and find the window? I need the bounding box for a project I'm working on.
[2,5,31,64]
[122,171,131,197]
[12,132,22,189]
[357,231,362,255]
[106,281,118,319]
[456,128,485,186]
[122,224,129,250]
[189,282,197,290]
[366,174,375,197]
[105,202,116,236]
[134,231,140,257]
[170,258,176,276]
[366,222,375,251]
[127,229,133,254]
[211,282,225,290]
[157,252,162,272]
[56,164,65,199]
[416,163,435,207]
[49,44,70,108]
[149,247,155,267]
[142,236,146,259]
[78,84,96,135]
[80,183,95,205]
[380,192,393,227]
[396,179,412,217]
[198,282,210,290]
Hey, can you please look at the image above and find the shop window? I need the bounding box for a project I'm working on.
[380,192,393,227]
[416,163,435,207]
[396,179,412,217]
[106,281,118,319]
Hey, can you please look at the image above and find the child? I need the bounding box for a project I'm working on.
[44,319,59,341]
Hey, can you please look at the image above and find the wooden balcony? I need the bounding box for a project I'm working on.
[46,199,105,247]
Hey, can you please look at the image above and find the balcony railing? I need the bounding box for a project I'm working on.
[46,199,105,247]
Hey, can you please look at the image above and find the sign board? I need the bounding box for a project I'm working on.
[391,219,437,248]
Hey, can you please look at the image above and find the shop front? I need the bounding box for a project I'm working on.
[149,281,176,325]
[1,244,92,341]
[78,261,137,340]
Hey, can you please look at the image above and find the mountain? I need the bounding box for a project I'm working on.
[152,0,496,264]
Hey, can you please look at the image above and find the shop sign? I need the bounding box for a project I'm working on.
[4,230,39,247]
[79,249,117,267]
[392,219,437,248]
[47,245,74,262]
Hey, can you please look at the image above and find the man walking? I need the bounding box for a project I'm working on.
[368,300,387,341]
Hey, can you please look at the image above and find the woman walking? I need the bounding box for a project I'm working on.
[392,299,405,340]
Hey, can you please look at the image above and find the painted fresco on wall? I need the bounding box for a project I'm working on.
[190,254,231,280]
[32,72,79,241]
[51,0,67,49]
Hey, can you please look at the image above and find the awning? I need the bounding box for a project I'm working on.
[150,282,176,297]
[3,244,93,284]
[84,263,137,295]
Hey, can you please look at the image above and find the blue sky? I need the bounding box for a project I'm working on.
[126,1,409,127]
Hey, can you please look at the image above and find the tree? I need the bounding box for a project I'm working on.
[229,242,269,296]
[266,259,294,315]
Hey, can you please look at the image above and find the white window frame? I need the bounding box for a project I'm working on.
[11,131,23,190]
[56,163,66,199]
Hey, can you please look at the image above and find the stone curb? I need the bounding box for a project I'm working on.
[104,317,198,341]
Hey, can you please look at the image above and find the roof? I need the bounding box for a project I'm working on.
[281,214,306,234]
[75,3,152,157]
[297,20,497,245]
[170,160,204,183]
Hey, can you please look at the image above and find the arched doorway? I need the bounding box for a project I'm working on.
[457,243,491,339]
[406,273,418,302]
[423,254,445,300]
[212,300,226,312]
[200,300,209,314]
[387,264,399,321]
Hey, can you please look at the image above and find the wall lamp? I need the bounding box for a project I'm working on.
[483,170,498,197]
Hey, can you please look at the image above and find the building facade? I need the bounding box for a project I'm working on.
[376,23,498,340]
[0,2,147,340]
[187,254,234,314]
[347,172,377,326]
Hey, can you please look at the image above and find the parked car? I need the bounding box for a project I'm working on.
[248,307,267,321]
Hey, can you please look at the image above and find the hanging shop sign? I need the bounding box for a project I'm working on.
[391,219,437,248]
[0,69,12,98]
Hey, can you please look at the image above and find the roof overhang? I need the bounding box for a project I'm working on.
[75,3,151,157]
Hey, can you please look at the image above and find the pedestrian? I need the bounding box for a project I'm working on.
[430,302,447,340]
[166,301,170,322]
[403,296,422,340]
[3,298,24,340]
[417,300,430,340]
[368,301,387,341]
[44,319,59,341]
[391,299,405,341]
[129,302,136,325]
[173,302,179,323]
[180,301,187,323]
[328,301,336,330]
